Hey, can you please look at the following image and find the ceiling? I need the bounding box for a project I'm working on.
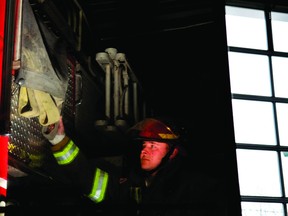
[79,0,221,41]
[76,0,288,44]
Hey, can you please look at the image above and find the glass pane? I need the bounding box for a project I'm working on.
[228,52,271,96]
[281,152,288,196]
[225,6,268,50]
[271,12,288,52]
[241,202,284,216]
[236,149,282,196]
[272,56,288,98]
[276,103,288,146]
[232,99,276,145]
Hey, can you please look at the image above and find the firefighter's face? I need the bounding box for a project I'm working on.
[140,141,170,172]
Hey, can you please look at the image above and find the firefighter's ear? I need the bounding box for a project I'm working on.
[169,147,179,159]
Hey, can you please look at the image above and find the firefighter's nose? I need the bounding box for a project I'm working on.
[141,149,148,155]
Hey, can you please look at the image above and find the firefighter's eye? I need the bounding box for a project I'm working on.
[150,144,158,149]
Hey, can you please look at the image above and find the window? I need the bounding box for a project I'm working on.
[226,4,288,216]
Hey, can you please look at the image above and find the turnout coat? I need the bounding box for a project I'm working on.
[50,136,223,216]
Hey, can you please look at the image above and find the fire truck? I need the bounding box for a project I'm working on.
[0,0,153,211]
[0,0,241,215]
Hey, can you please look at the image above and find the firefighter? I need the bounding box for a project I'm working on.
[43,117,219,216]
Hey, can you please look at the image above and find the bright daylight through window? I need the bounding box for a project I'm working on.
[226,4,288,216]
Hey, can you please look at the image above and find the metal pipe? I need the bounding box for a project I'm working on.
[113,63,119,120]
[105,63,111,119]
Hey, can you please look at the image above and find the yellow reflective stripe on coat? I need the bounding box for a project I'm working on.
[88,168,109,203]
[53,140,79,165]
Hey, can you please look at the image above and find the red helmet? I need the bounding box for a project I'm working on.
[128,118,180,142]
[128,118,188,168]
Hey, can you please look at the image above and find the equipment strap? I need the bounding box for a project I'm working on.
[18,86,62,126]
[33,89,60,126]
[18,86,39,118]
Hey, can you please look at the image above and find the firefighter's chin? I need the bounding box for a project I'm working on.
[140,160,155,171]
